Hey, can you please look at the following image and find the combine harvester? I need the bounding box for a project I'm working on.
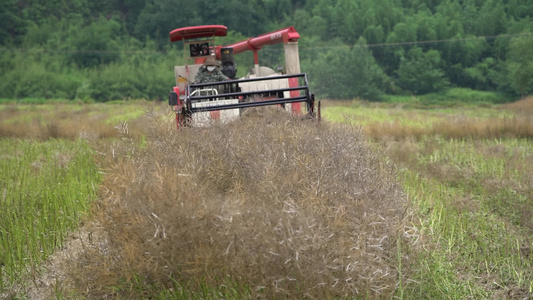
[167,25,319,128]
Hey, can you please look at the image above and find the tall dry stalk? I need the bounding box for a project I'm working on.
[78,108,411,298]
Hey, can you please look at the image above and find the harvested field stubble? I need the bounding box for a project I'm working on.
[84,109,411,298]
[0,103,147,141]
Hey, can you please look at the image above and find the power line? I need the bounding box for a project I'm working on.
[0,47,166,55]
[0,32,531,54]
[294,32,533,51]
[365,32,533,48]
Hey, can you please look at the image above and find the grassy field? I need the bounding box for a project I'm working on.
[0,101,152,297]
[323,97,533,299]
[0,139,101,291]
[0,97,532,299]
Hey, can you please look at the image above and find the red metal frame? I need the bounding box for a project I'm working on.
[214,27,300,63]
[170,25,228,42]
[169,25,300,65]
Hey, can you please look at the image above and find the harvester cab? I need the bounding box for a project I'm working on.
[168,25,318,128]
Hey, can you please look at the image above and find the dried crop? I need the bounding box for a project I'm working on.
[79,108,411,298]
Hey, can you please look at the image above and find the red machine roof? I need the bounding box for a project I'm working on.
[169,25,228,42]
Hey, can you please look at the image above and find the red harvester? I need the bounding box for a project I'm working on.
[168,25,319,128]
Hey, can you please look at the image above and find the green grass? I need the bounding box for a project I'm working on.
[0,138,101,291]
[0,100,149,131]
[382,88,515,106]
[422,88,514,104]
[0,98,74,105]
[1,104,89,125]
[401,167,532,298]
[322,101,515,126]
[104,108,146,125]
[80,101,148,125]
[322,104,441,128]
[325,101,533,298]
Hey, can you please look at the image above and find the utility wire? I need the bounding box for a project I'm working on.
[365,32,533,48]
[299,32,533,50]
[0,32,531,54]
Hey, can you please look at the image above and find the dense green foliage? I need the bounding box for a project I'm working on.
[0,0,532,101]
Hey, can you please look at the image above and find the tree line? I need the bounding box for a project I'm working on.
[0,0,532,102]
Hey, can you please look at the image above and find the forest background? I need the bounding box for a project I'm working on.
[1,0,532,102]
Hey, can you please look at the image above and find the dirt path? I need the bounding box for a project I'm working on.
[8,221,109,299]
